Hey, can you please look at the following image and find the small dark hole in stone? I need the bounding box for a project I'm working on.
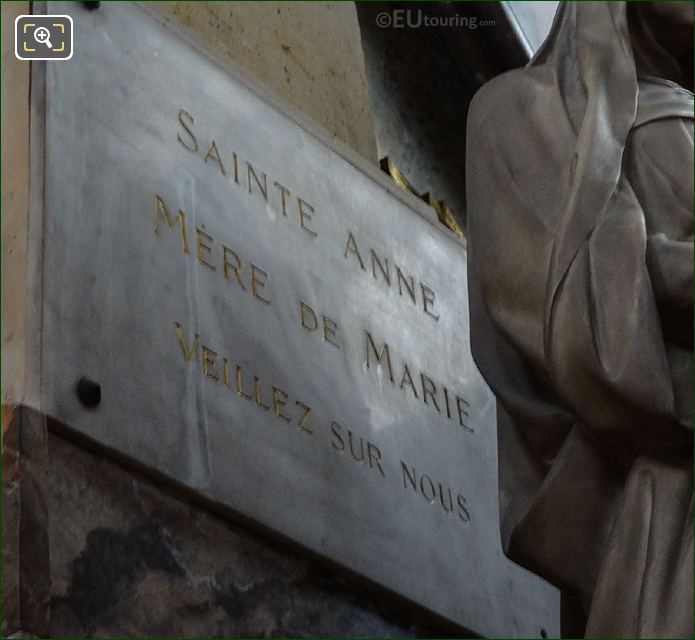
[540,629,547,638]
[83,1,100,10]
[76,376,101,408]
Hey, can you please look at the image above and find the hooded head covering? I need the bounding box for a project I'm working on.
[528,3,691,356]
[466,1,693,452]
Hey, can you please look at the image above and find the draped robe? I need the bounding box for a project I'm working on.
[465,3,693,637]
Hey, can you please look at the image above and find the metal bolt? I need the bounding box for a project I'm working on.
[76,377,101,408]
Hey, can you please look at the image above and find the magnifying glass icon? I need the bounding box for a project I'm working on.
[34,26,53,49]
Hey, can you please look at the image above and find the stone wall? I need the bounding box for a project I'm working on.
[156,1,378,162]
[3,406,461,637]
[1,1,31,406]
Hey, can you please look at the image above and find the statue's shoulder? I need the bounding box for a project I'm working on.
[635,76,694,129]
[467,67,547,136]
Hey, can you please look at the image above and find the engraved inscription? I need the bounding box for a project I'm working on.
[364,330,472,432]
[176,109,319,238]
[152,106,478,534]
[343,229,440,321]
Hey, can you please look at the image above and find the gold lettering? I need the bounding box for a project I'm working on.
[300,301,318,331]
[250,264,271,305]
[236,365,254,400]
[175,322,199,363]
[330,421,345,452]
[401,461,417,490]
[420,474,436,503]
[397,267,416,303]
[456,396,473,432]
[247,162,268,201]
[323,316,340,349]
[298,198,317,237]
[196,227,215,271]
[420,373,440,412]
[295,401,313,433]
[223,358,231,387]
[399,364,418,398]
[366,442,385,477]
[176,109,198,153]
[231,151,240,184]
[254,376,271,410]
[365,331,394,383]
[300,302,339,348]
[222,246,246,290]
[344,231,365,270]
[439,483,454,512]
[443,387,452,419]
[421,284,439,321]
[154,195,189,254]
[202,346,219,381]
[457,494,471,523]
[204,140,227,175]
[272,387,292,423]
[348,431,364,461]
[370,249,390,285]
[274,181,291,216]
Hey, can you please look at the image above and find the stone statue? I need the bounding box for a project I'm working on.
[465,2,693,637]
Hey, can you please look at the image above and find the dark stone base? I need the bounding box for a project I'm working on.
[2,406,51,638]
[3,406,463,638]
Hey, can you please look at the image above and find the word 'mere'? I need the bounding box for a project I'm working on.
[153,194,272,306]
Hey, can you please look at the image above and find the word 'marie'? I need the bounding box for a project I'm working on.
[364,330,472,433]
[176,109,318,238]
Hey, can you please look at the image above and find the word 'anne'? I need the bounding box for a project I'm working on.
[344,230,440,322]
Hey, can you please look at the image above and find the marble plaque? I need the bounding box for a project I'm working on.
[36,2,559,636]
